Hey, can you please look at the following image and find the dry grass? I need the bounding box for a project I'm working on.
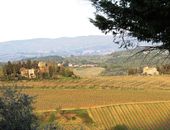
[1,75,170,111]
[2,75,170,90]
[73,67,105,78]
[23,89,170,110]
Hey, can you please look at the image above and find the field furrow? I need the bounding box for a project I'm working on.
[88,101,170,130]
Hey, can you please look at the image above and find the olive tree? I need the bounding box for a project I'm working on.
[0,87,38,130]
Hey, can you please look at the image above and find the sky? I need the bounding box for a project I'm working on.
[0,0,104,42]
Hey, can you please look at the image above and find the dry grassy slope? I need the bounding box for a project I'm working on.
[73,67,105,78]
[1,75,170,111]
[88,101,170,130]
[2,75,170,90]
[23,89,170,111]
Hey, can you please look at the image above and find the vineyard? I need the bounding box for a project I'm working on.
[2,75,170,110]
[2,75,170,90]
[1,74,170,129]
[88,101,170,130]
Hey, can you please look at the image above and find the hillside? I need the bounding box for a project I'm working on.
[73,67,105,78]
[65,48,169,65]
[16,48,170,76]
[64,49,170,76]
[2,46,168,77]
[88,101,170,130]
[25,55,64,63]
[0,35,121,62]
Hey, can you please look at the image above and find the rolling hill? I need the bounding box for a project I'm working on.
[0,35,122,62]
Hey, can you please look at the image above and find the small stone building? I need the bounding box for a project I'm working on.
[20,68,36,79]
[28,69,36,79]
[142,66,159,76]
[20,61,51,79]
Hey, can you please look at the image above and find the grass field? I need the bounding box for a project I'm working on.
[24,89,170,111]
[2,75,170,90]
[73,67,105,78]
[1,75,170,110]
[1,74,170,129]
[88,101,170,130]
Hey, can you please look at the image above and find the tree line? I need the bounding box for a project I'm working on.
[1,60,75,80]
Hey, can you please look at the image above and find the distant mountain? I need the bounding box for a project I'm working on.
[0,35,144,62]
[0,35,119,62]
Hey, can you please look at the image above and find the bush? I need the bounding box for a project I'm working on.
[0,87,38,130]
[48,112,56,123]
[157,64,170,74]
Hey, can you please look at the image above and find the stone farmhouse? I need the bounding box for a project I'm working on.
[20,61,50,79]
[142,66,159,76]
[20,68,36,79]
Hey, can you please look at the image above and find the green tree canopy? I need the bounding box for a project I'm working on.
[90,0,170,52]
[0,87,38,130]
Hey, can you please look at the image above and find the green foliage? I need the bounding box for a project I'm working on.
[0,87,38,130]
[63,68,74,77]
[48,112,56,123]
[90,0,170,51]
[41,73,50,79]
[55,66,74,77]
[62,109,94,124]
[112,124,128,130]
[28,55,64,63]
[1,60,75,80]
[65,55,105,65]
[2,60,38,80]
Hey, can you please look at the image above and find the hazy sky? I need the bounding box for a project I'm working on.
[0,0,103,42]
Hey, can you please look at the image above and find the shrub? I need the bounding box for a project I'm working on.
[0,87,38,130]
[48,112,56,123]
